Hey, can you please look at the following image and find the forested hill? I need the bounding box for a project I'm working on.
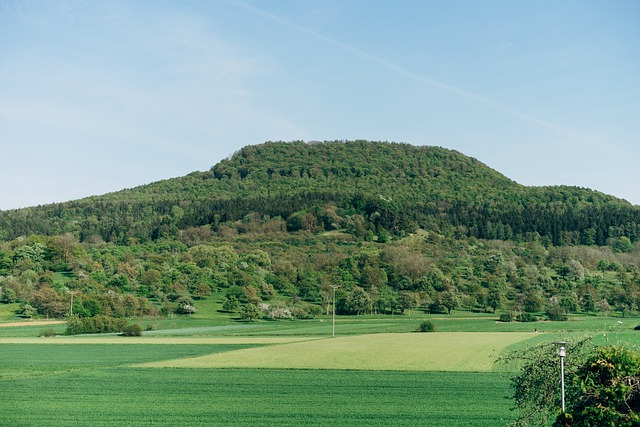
[0,140,638,245]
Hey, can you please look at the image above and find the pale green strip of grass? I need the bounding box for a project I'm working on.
[0,336,320,345]
[141,332,536,371]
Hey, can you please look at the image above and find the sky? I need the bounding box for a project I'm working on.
[1,0,638,210]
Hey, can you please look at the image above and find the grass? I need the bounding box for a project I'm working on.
[0,321,67,337]
[0,336,315,345]
[136,313,640,338]
[0,368,514,426]
[142,332,536,371]
[0,343,257,380]
[1,309,638,426]
[53,271,75,287]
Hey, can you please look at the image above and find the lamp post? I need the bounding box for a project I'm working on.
[554,341,567,413]
[69,290,77,317]
[330,285,339,338]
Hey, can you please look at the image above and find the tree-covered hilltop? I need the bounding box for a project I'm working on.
[1,140,640,323]
[0,140,638,246]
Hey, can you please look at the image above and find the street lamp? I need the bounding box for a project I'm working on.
[69,290,78,317]
[330,285,339,338]
[554,341,568,413]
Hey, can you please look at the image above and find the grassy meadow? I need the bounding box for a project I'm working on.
[1,368,512,426]
[1,308,639,426]
[141,332,535,371]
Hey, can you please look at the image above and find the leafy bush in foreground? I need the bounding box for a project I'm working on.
[503,339,640,427]
[561,346,640,427]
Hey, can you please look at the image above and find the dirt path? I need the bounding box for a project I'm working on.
[0,320,65,328]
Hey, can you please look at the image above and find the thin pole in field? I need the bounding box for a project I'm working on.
[331,285,339,338]
[69,291,77,317]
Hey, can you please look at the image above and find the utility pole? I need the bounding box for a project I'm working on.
[69,290,77,317]
[331,285,339,338]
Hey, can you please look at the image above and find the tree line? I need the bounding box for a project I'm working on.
[1,141,637,248]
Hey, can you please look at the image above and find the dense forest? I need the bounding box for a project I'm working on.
[1,140,639,323]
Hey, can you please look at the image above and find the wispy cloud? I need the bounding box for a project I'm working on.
[227,0,596,145]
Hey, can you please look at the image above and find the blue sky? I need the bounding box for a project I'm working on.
[1,0,638,210]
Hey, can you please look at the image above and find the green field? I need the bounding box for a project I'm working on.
[142,332,535,371]
[1,312,638,426]
[0,368,512,427]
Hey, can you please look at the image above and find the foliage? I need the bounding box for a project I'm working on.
[440,290,460,314]
[18,303,37,318]
[517,313,538,323]
[38,329,57,337]
[503,339,640,427]
[566,346,640,426]
[614,237,634,253]
[1,287,17,303]
[66,315,128,335]
[260,302,293,320]
[175,296,197,315]
[500,338,595,426]
[240,303,260,321]
[0,141,640,328]
[547,304,569,321]
[221,296,240,313]
[499,312,513,322]
[121,323,143,336]
[1,141,638,247]
[418,320,435,332]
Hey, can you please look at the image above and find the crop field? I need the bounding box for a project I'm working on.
[0,343,253,380]
[0,368,513,426]
[1,312,638,426]
[142,332,535,371]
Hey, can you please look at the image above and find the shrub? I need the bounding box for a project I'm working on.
[260,302,293,320]
[546,304,568,321]
[553,412,574,427]
[292,306,315,319]
[306,304,323,317]
[38,329,57,337]
[175,296,197,315]
[418,320,435,332]
[427,302,446,314]
[499,312,513,322]
[145,322,159,331]
[18,303,37,318]
[240,303,261,322]
[66,315,128,335]
[1,287,17,303]
[517,313,538,323]
[566,346,640,426]
[121,323,143,337]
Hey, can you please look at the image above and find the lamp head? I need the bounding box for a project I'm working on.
[554,341,568,358]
